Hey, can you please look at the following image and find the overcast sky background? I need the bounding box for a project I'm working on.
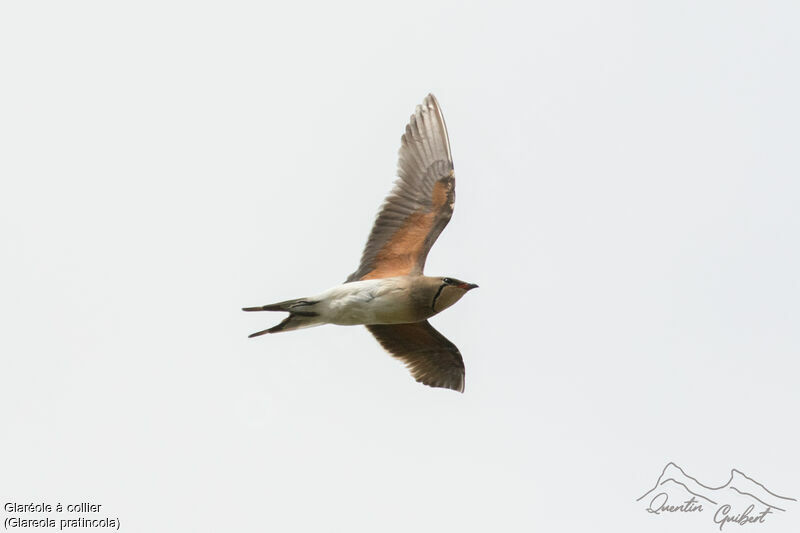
[2,2,799,532]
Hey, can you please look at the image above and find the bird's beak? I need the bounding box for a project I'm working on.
[459,282,479,291]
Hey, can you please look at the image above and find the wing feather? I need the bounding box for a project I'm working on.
[366,321,465,392]
[347,94,454,282]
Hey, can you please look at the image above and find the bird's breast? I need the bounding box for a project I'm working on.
[319,278,431,325]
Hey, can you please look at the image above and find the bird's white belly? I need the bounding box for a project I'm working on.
[316,279,416,325]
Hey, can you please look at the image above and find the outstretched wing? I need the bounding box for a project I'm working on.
[366,321,465,392]
[347,94,455,282]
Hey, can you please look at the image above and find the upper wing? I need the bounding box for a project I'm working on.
[366,321,465,392]
[346,94,455,282]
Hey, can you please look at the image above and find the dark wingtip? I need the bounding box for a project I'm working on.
[248,329,271,338]
[242,306,263,312]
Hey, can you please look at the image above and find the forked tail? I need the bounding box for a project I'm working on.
[242,297,322,337]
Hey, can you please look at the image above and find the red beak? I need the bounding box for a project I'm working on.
[459,282,479,290]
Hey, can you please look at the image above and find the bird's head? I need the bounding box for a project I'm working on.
[432,277,479,313]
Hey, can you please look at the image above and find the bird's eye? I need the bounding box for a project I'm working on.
[443,278,453,284]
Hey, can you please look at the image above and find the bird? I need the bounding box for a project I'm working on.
[243,94,477,392]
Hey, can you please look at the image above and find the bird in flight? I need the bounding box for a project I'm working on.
[243,94,477,392]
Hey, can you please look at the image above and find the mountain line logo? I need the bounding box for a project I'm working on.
[637,462,795,530]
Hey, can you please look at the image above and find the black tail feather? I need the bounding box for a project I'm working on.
[248,314,296,337]
[242,298,318,313]
[242,303,285,312]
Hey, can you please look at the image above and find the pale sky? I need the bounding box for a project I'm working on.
[2,2,799,532]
